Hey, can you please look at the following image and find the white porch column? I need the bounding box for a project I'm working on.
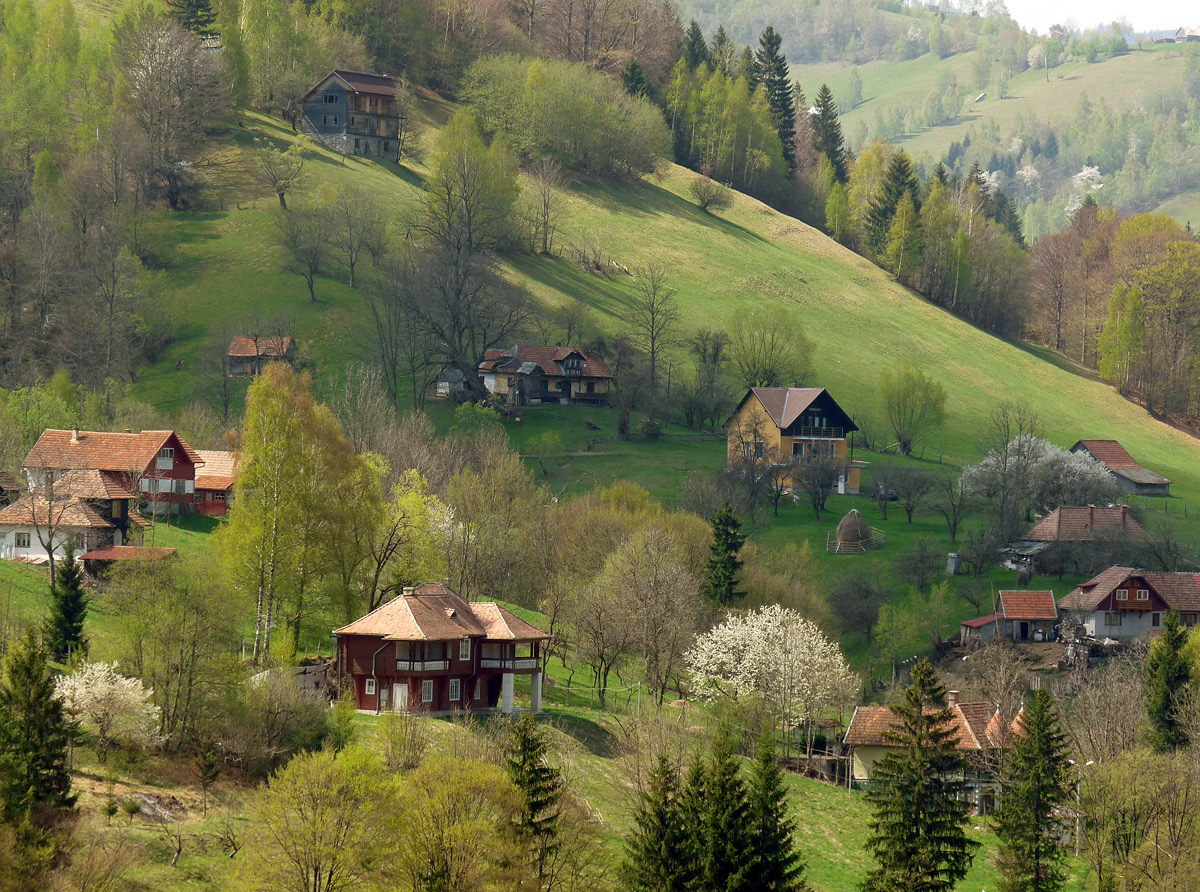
[530,672,543,714]
[501,672,515,714]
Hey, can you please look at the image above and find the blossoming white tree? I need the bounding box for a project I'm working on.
[686,605,858,756]
[55,662,163,761]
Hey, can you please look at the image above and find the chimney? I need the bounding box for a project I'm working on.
[441,577,453,589]
[947,690,960,707]
[124,428,132,434]
[1089,505,1094,527]
[402,586,414,596]
[70,427,79,444]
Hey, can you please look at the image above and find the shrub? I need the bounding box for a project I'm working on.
[690,175,733,213]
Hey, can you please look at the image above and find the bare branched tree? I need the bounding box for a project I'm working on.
[624,262,679,411]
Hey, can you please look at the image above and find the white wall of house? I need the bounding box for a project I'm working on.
[0,526,92,561]
[1076,609,1162,640]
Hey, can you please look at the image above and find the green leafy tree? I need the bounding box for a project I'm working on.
[684,21,709,70]
[0,631,76,820]
[44,543,89,663]
[866,150,920,255]
[622,755,692,892]
[810,85,847,183]
[1097,284,1144,395]
[883,193,922,282]
[862,660,978,892]
[701,736,756,892]
[994,689,1071,892]
[825,182,851,243]
[1146,608,1190,751]
[754,27,795,168]
[879,362,947,456]
[166,0,217,36]
[505,715,563,883]
[749,737,809,892]
[195,739,221,816]
[703,503,745,604]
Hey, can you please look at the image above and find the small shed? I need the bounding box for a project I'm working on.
[227,336,296,377]
[0,473,18,507]
[828,508,885,553]
[960,613,1000,648]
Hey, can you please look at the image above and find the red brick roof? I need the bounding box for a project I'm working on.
[480,345,612,379]
[195,451,238,491]
[24,430,202,474]
[1071,440,1171,485]
[54,470,138,501]
[1059,566,1200,612]
[998,590,1058,621]
[0,497,113,529]
[960,613,1000,629]
[227,336,294,358]
[334,582,550,642]
[81,546,177,562]
[0,473,18,492]
[333,69,396,96]
[1023,506,1144,542]
[843,702,1016,750]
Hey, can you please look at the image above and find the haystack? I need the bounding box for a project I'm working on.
[828,508,885,553]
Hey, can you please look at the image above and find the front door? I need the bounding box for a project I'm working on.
[379,685,390,711]
[1019,621,1029,641]
[394,682,409,713]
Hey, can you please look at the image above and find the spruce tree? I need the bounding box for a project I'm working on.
[739,47,756,86]
[703,503,745,604]
[709,25,735,76]
[167,0,217,37]
[865,150,920,255]
[622,59,652,98]
[994,689,1071,892]
[0,631,75,821]
[1145,608,1190,751]
[810,84,847,183]
[749,737,809,892]
[701,736,756,892]
[684,21,709,71]
[677,753,707,886]
[44,543,89,663]
[862,660,978,892]
[504,715,563,880]
[622,756,692,892]
[753,26,796,168]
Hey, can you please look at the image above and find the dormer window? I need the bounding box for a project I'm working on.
[1115,589,1128,601]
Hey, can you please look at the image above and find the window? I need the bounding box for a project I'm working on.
[214,491,226,502]
[1104,612,1123,626]
[383,141,390,153]
[112,499,124,517]
[1137,589,1150,601]
[754,441,765,460]
[1152,613,1162,628]
[586,381,595,393]
[449,679,461,701]
[324,93,337,104]
[421,680,434,703]
[174,479,187,495]
[426,642,446,661]
[332,116,338,126]
[743,441,753,460]
[159,447,174,460]
[365,678,376,695]
[1115,589,1128,601]
[1184,613,1199,626]
[350,116,356,126]
[459,639,471,661]
[474,679,482,701]
[74,534,87,551]
[354,138,360,151]
[15,533,30,549]
[322,115,328,126]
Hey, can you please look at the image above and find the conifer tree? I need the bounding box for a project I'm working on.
[505,715,564,880]
[1145,608,1190,751]
[866,150,920,255]
[166,0,217,37]
[0,631,75,821]
[749,737,809,892]
[810,84,847,183]
[684,21,709,71]
[703,503,745,604]
[753,27,796,168]
[965,162,993,217]
[709,26,735,76]
[883,193,922,282]
[994,689,1071,892]
[677,753,707,880]
[701,736,756,892]
[622,59,651,98]
[862,660,978,892]
[623,756,692,892]
[739,47,757,87]
[44,543,88,663]
[195,740,221,816]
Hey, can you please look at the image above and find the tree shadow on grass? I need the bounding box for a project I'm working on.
[545,710,617,757]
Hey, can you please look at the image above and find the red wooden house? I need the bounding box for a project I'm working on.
[334,582,550,715]
[23,428,204,516]
[194,450,238,516]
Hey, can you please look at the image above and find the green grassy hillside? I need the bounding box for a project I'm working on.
[793,44,1186,164]
[136,105,1200,512]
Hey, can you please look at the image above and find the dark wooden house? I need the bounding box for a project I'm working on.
[479,345,612,407]
[301,70,403,159]
[334,582,550,715]
[227,336,295,377]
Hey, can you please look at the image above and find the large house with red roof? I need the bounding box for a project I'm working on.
[22,428,204,516]
[1003,505,1145,574]
[843,691,1024,813]
[1058,567,1200,639]
[334,582,551,715]
[194,450,238,516]
[959,590,1059,647]
[1070,439,1171,496]
[301,70,403,159]
[479,345,612,407]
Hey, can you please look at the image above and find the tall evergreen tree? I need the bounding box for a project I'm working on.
[703,503,745,604]
[753,26,796,168]
[677,753,707,884]
[504,715,564,880]
[862,660,978,892]
[701,736,756,892]
[1145,607,1190,751]
[622,59,652,98]
[622,756,692,892]
[749,737,809,892]
[0,631,75,821]
[166,0,217,37]
[865,150,920,255]
[994,689,1071,892]
[684,21,709,71]
[709,25,735,76]
[739,46,757,87]
[810,84,847,183]
[965,162,993,217]
[43,543,88,663]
